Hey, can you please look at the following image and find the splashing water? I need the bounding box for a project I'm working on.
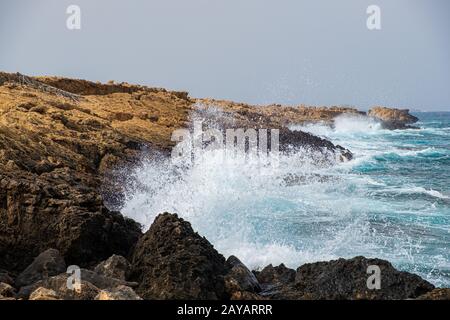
[121,112,450,287]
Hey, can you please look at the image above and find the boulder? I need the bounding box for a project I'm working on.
[19,273,100,300]
[293,256,434,299]
[225,256,261,293]
[17,268,135,299]
[256,264,296,287]
[29,287,60,300]
[255,263,297,298]
[130,213,229,299]
[94,255,131,281]
[15,249,66,288]
[0,282,16,298]
[95,285,142,300]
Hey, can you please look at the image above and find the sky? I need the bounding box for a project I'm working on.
[0,0,449,111]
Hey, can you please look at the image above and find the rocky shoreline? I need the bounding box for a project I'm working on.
[0,72,444,300]
[1,213,448,300]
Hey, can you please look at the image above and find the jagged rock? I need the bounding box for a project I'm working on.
[15,249,66,288]
[0,282,16,297]
[256,264,296,287]
[19,273,100,300]
[293,256,434,300]
[368,107,419,129]
[95,285,142,300]
[130,213,229,299]
[225,256,261,293]
[253,264,297,299]
[417,288,450,300]
[29,287,60,300]
[94,255,130,281]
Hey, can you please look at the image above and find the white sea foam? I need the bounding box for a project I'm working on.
[120,111,450,285]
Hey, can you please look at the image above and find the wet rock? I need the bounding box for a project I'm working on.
[29,287,60,300]
[94,255,130,281]
[253,264,297,299]
[95,285,143,300]
[256,264,296,288]
[225,256,261,293]
[0,282,16,298]
[368,107,419,129]
[293,256,434,300]
[416,288,450,300]
[15,249,66,288]
[130,213,229,299]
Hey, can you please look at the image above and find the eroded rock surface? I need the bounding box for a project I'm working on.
[368,106,419,129]
[130,213,229,299]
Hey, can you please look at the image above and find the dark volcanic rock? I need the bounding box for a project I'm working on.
[293,256,434,300]
[279,128,352,161]
[225,256,260,293]
[130,213,229,299]
[15,249,66,288]
[254,264,297,299]
[257,264,296,287]
[0,270,14,285]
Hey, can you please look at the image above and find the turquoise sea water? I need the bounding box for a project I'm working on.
[123,112,450,287]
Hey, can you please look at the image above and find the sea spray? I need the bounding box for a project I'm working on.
[121,112,450,287]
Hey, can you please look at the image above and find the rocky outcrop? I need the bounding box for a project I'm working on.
[256,256,435,300]
[368,107,419,129]
[130,213,230,299]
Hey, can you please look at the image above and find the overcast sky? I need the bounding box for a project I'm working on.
[0,0,449,110]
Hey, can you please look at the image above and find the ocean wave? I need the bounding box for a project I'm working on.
[376,186,449,200]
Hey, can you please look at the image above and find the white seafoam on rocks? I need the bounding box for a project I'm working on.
[121,113,450,287]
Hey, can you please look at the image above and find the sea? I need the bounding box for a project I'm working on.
[121,112,450,287]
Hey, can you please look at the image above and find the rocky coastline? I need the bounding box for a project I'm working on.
[0,72,443,300]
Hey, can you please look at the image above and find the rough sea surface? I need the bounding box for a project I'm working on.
[122,112,450,287]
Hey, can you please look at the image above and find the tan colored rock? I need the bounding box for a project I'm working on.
[94,255,130,281]
[0,282,16,298]
[368,106,418,129]
[417,288,450,300]
[18,273,100,300]
[29,287,60,300]
[95,285,142,300]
